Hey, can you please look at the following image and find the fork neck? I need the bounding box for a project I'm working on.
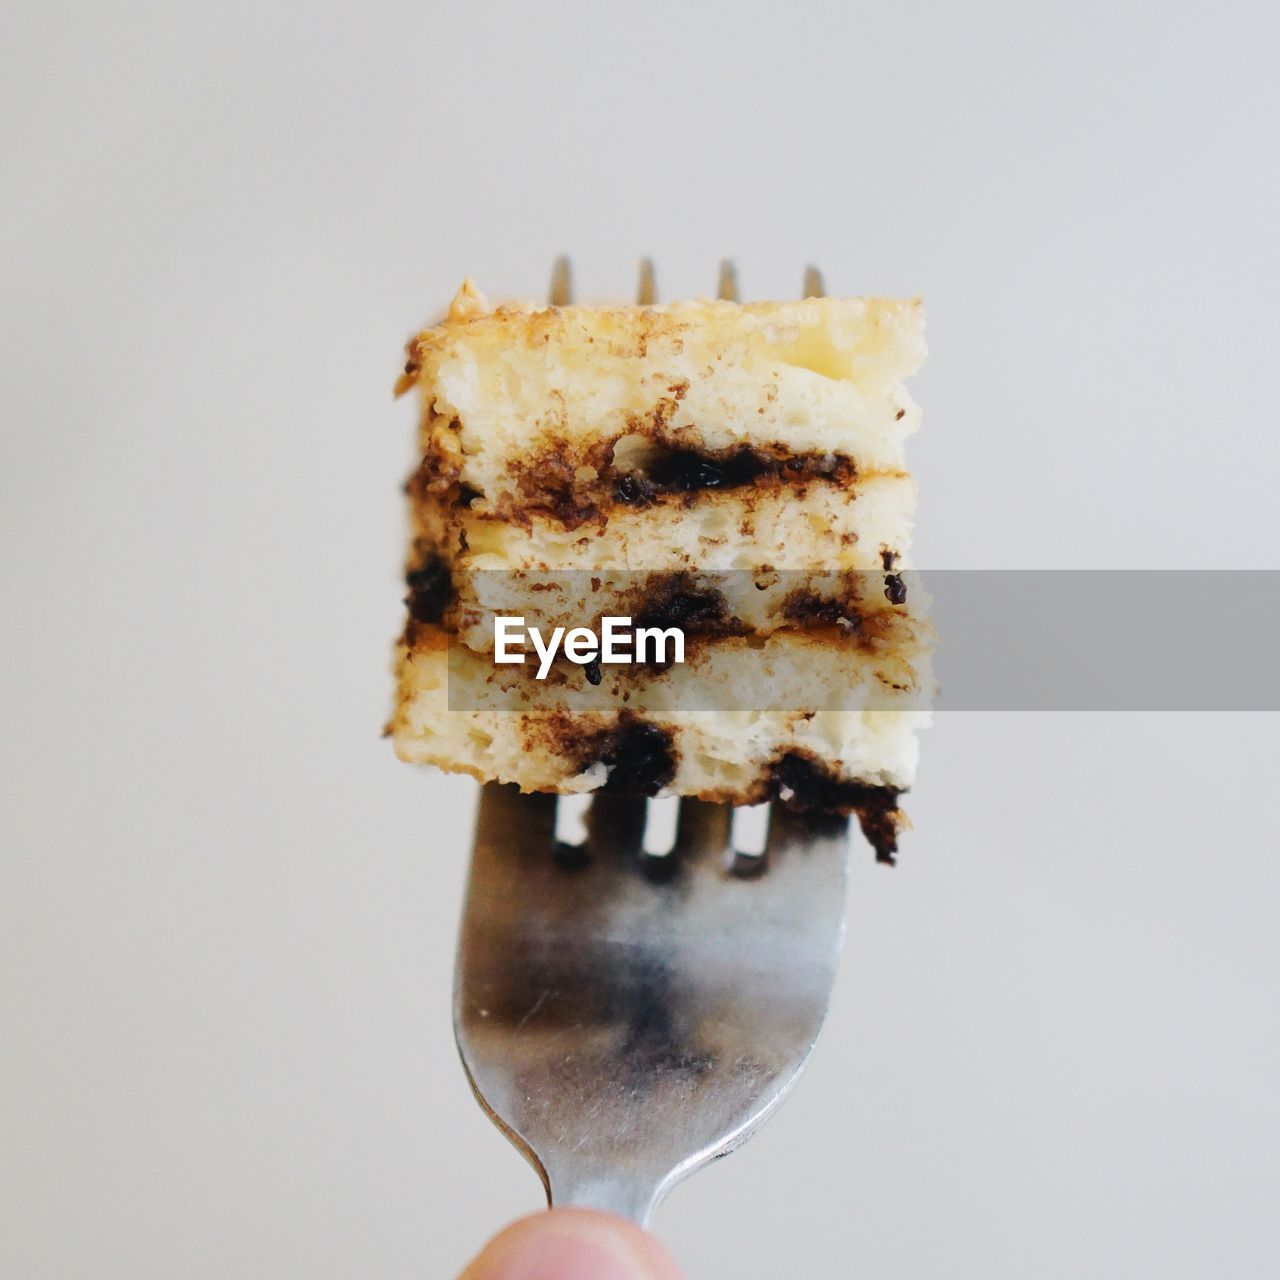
[546,1168,665,1228]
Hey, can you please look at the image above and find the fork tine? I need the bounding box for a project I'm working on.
[765,804,849,876]
[802,264,826,298]
[637,257,656,305]
[716,259,739,302]
[587,793,647,857]
[550,255,573,305]
[475,784,556,858]
[675,797,732,863]
[633,257,662,861]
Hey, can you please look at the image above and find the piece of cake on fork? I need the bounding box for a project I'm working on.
[389,264,929,861]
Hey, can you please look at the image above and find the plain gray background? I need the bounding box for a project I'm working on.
[3,2,1278,1276]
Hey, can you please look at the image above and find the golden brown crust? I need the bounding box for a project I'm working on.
[396,284,925,396]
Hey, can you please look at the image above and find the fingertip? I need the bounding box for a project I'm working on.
[459,1208,683,1280]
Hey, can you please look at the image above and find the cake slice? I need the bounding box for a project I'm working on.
[389,279,929,861]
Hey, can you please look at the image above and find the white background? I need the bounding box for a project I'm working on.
[3,2,1278,1276]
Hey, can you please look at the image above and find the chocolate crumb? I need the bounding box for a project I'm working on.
[404,554,451,623]
[770,752,902,864]
[613,472,650,505]
[632,578,737,635]
[781,588,854,626]
[881,549,907,605]
[594,716,677,795]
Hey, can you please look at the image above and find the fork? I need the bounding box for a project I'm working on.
[453,259,854,1227]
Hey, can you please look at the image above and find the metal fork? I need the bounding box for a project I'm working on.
[454,259,853,1227]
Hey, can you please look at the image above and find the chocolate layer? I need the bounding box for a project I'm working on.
[410,436,860,531]
[402,560,905,654]
[612,444,856,507]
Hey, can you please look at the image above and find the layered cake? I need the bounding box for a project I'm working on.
[389,275,929,860]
